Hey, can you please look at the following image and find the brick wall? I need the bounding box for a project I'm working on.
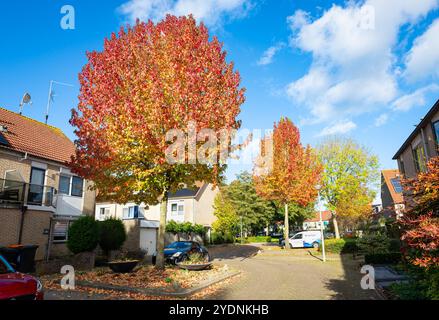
[122,220,141,252]
[0,208,21,245]
[21,210,53,261]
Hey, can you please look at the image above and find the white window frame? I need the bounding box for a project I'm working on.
[58,174,84,198]
[52,220,73,243]
[123,206,139,220]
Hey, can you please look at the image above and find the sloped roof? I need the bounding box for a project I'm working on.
[168,187,200,199]
[393,98,439,159]
[305,211,332,222]
[0,107,75,164]
[382,169,404,204]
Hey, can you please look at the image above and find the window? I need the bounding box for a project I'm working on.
[100,207,110,218]
[53,221,71,243]
[293,233,303,240]
[123,206,139,220]
[399,159,406,176]
[413,144,427,173]
[391,178,403,193]
[433,121,439,145]
[59,175,71,195]
[71,177,83,197]
[58,175,84,197]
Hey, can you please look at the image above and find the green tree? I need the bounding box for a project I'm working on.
[216,172,276,236]
[275,202,316,230]
[212,190,239,235]
[317,137,379,239]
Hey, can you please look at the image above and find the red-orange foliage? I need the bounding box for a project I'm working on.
[253,118,322,206]
[402,157,439,268]
[69,15,245,204]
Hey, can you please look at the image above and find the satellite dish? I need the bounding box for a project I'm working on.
[22,93,32,104]
[19,92,32,115]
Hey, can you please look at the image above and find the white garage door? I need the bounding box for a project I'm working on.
[140,228,157,256]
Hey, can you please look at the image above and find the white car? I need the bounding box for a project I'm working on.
[287,231,322,249]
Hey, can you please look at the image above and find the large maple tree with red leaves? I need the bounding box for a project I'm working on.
[253,118,322,249]
[402,157,439,268]
[70,15,245,268]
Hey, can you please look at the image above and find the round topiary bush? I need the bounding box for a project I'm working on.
[67,216,100,254]
[99,218,127,254]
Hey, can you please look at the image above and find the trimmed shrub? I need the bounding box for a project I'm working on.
[99,218,127,253]
[356,232,391,255]
[67,216,100,254]
[320,238,357,254]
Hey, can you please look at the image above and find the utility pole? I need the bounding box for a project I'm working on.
[316,185,326,262]
[240,215,243,244]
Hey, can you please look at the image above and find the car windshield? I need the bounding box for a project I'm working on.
[0,256,14,274]
[167,242,192,249]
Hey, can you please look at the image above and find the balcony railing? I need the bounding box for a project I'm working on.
[0,178,57,208]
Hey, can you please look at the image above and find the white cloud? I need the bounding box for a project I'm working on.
[287,9,310,31]
[118,0,252,28]
[286,0,439,129]
[257,43,284,66]
[374,113,389,127]
[318,120,357,137]
[404,18,439,81]
[392,84,439,111]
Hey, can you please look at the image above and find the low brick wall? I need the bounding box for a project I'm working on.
[35,252,96,276]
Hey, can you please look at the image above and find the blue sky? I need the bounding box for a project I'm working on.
[1,0,439,199]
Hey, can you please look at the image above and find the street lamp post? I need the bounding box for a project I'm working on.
[315,185,326,263]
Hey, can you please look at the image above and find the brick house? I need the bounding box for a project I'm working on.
[393,99,439,179]
[0,108,96,261]
[380,169,404,219]
[302,211,332,231]
[95,183,219,255]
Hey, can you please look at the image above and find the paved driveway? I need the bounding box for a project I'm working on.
[207,244,381,300]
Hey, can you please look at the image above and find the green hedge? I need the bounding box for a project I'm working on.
[364,252,402,265]
[211,231,235,244]
[166,221,206,236]
[319,238,357,254]
[238,236,272,243]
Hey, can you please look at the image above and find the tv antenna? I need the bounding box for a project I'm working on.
[45,80,74,124]
[19,93,33,115]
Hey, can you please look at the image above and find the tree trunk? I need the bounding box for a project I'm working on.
[333,212,340,239]
[266,222,269,236]
[155,194,168,269]
[284,203,290,250]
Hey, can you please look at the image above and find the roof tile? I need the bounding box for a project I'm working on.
[0,107,75,164]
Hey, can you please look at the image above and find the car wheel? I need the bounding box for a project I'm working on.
[178,254,188,264]
[313,242,319,249]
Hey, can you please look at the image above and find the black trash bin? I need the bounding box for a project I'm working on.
[0,245,38,273]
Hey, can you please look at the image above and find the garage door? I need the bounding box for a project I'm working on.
[140,228,157,256]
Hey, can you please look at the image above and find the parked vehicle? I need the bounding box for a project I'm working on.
[0,254,44,300]
[154,241,210,264]
[281,231,322,249]
[278,232,298,245]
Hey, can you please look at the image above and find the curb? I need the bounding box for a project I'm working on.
[76,270,241,298]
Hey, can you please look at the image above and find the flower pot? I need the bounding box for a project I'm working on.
[107,260,139,273]
[176,262,212,271]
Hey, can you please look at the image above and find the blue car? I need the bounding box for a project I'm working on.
[159,241,210,264]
